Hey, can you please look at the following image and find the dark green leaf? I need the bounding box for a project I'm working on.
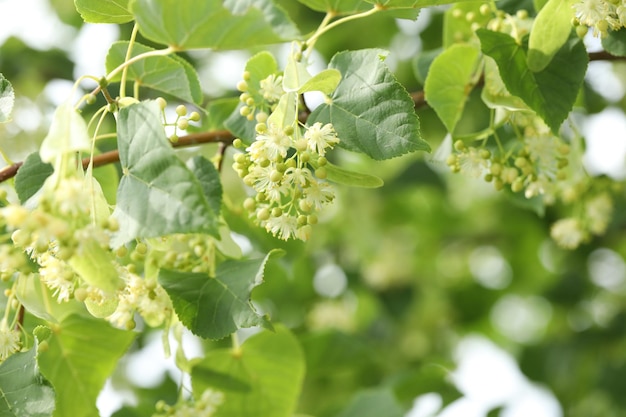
[202,98,239,131]
[185,156,222,215]
[159,250,281,340]
[0,345,55,417]
[129,0,300,50]
[0,73,14,123]
[602,28,626,57]
[74,0,133,23]
[192,325,305,417]
[35,315,135,417]
[105,41,202,105]
[335,389,404,417]
[111,101,220,246]
[296,0,370,14]
[14,152,53,204]
[308,49,429,160]
[477,29,588,133]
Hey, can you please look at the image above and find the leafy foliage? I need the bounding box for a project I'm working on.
[1,1,626,417]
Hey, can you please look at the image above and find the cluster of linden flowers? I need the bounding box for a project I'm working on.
[232,69,340,241]
[0,173,177,333]
[572,0,626,37]
[233,121,339,241]
[153,389,223,417]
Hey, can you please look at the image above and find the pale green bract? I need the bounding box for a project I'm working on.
[0,74,14,123]
[39,102,91,164]
[527,0,576,72]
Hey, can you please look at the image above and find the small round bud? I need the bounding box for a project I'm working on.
[246,97,255,106]
[511,178,524,193]
[446,154,457,167]
[116,246,128,258]
[74,287,88,302]
[86,94,97,105]
[256,112,268,123]
[246,113,254,121]
[240,92,251,103]
[452,8,463,18]
[135,242,148,255]
[270,170,283,182]
[576,25,589,39]
[284,126,294,136]
[242,71,251,81]
[271,207,282,217]
[514,157,527,168]
[175,105,187,117]
[516,9,528,19]
[479,149,491,159]
[484,173,493,182]
[169,134,179,143]
[276,163,287,173]
[243,197,256,211]
[125,319,136,331]
[239,106,251,117]
[255,123,267,134]
[307,214,318,225]
[317,156,328,166]
[233,138,244,148]
[156,97,167,110]
[465,11,476,22]
[479,4,490,15]
[454,140,466,152]
[236,80,248,92]
[297,215,308,226]
[315,167,327,179]
[177,118,189,130]
[490,162,502,176]
[257,208,270,221]
[189,111,201,122]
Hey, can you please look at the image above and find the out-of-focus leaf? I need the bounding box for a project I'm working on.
[0,73,14,123]
[14,152,53,204]
[74,0,133,23]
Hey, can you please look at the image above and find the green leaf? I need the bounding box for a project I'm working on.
[15,274,84,323]
[185,156,222,215]
[311,161,383,188]
[295,0,370,14]
[308,49,429,160]
[602,28,626,57]
[129,0,300,50]
[335,389,404,417]
[202,98,239,131]
[35,315,135,417]
[111,101,221,246]
[68,238,123,294]
[481,56,529,111]
[527,0,575,72]
[159,250,281,340]
[14,152,53,204]
[0,344,55,417]
[299,69,342,94]
[74,0,133,23]
[105,41,202,105]
[39,102,91,164]
[424,43,481,133]
[192,325,305,417]
[0,73,14,123]
[477,29,588,133]
[283,53,312,93]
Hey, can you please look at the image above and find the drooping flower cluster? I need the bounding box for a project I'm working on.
[573,0,626,37]
[233,120,339,241]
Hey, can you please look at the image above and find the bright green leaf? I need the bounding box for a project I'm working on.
[202,98,239,132]
[15,275,84,323]
[35,315,135,417]
[299,69,341,94]
[74,0,133,23]
[68,238,123,294]
[527,0,575,72]
[159,250,281,340]
[14,152,53,204]
[106,41,202,105]
[477,29,588,133]
[335,389,404,417]
[424,43,481,133]
[602,28,626,57]
[0,73,14,123]
[111,101,221,246]
[308,49,429,160]
[311,160,383,188]
[129,0,300,50]
[192,325,305,417]
[0,344,55,417]
[283,53,312,93]
[296,0,369,14]
[39,103,91,164]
